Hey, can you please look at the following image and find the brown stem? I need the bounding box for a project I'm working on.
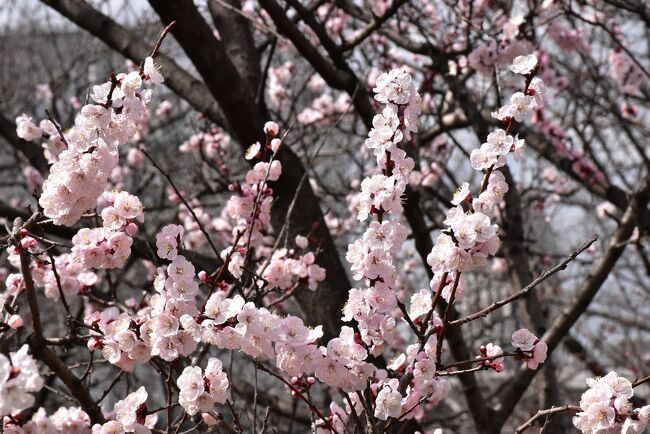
[15,218,105,424]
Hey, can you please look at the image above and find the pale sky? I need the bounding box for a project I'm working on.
[0,0,153,30]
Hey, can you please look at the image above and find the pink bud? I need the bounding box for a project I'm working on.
[168,189,182,204]
[9,366,20,379]
[264,121,279,137]
[7,315,23,329]
[70,96,82,110]
[307,377,316,385]
[127,148,145,169]
[198,271,209,283]
[88,337,102,351]
[290,376,300,385]
[202,413,218,426]
[125,297,138,309]
[125,222,138,236]
[270,138,282,153]
[20,237,36,249]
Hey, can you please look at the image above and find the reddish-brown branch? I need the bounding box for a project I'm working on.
[515,405,581,433]
[13,217,105,424]
[450,237,596,327]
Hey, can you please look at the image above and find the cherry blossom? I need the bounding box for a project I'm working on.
[374,385,403,420]
[143,57,163,85]
[510,54,538,75]
[177,358,229,416]
[0,345,43,416]
[511,328,547,370]
[573,372,650,433]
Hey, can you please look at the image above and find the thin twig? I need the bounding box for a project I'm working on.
[450,237,596,327]
[139,20,177,75]
[140,147,221,260]
[515,405,581,433]
[44,109,69,148]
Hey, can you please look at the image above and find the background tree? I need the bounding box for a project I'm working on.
[0,0,649,432]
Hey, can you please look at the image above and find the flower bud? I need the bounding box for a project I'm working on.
[88,336,103,351]
[270,138,282,153]
[20,237,37,249]
[264,121,279,137]
[125,222,139,236]
[198,270,209,283]
[202,413,218,426]
[7,315,23,329]
[125,297,139,310]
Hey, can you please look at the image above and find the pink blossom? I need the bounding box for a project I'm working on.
[511,328,536,352]
[7,315,23,329]
[143,57,164,85]
[510,54,538,75]
[15,114,42,141]
[264,121,279,137]
[374,386,403,420]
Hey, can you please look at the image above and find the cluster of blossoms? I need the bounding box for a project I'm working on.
[339,68,453,423]
[91,386,157,434]
[3,407,91,434]
[5,241,97,301]
[429,54,543,275]
[155,255,383,398]
[259,248,326,292]
[0,346,43,417]
[19,58,162,226]
[148,255,203,364]
[71,227,133,270]
[609,49,645,94]
[469,128,526,172]
[32,253,98,300]
[99,191,144,234]
[573,372,650,433]
[155,224,184,260]
[345,69,419,356]
[467,29,534,76]
[297,91,351,125]
[425,56,544,279]
[87,307,152,371]
[219,132,282,278]
[15,114,46,142]
[478,343,505,372]
[193,294,370,392]
[92,387,158,434]
[177,359,229,415]
[382,334,451,421]
[266,60,294,107]
[426,204,500,274]
[510,328,547,370]
[70,191,144,270]
[86,248,202,370]
[178,127,231,173]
